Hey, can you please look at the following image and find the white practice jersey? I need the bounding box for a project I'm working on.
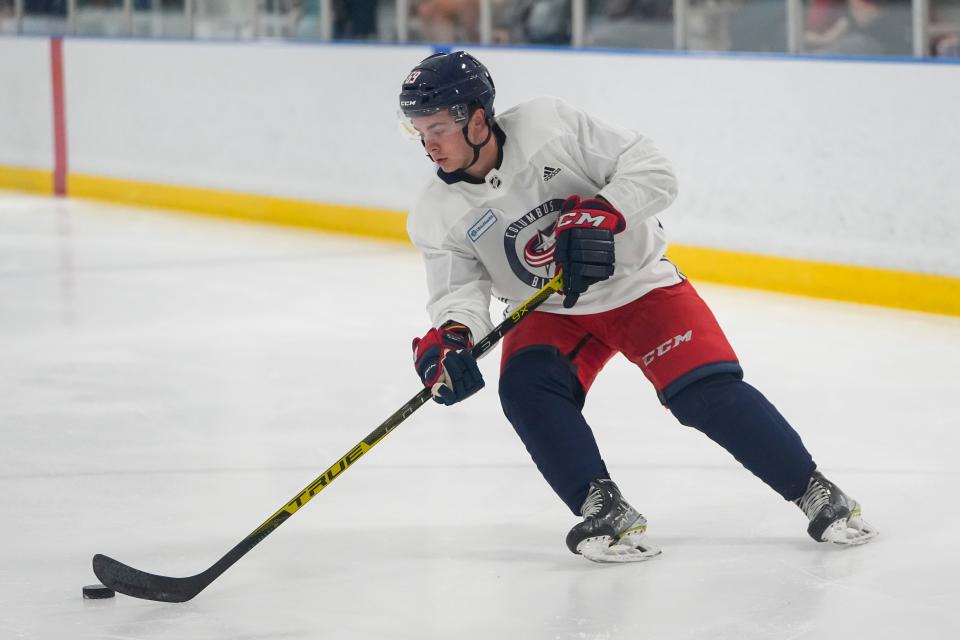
[407,96,684,341]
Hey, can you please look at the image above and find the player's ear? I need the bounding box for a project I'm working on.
[472,106,487,129]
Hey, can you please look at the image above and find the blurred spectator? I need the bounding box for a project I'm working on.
[804,0,911,56]
[412,0,480,43]
[685,0,787,53]
[24,0,66,14]
[265,0,308,38]
[133,0,183,11]
[334,0,378,39]
[492,0,571,45]
[524,0,571,43]
[20,0,66,34]
[931,0,960,56]
[686,0,736,51]
[805,0,845,40]
[587,0,674,50]
[133,0,185,8]
[0,0,12,33]
[193,0,257,39]
[727,0,786,52]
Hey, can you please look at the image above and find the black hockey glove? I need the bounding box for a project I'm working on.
[412,321,485,405]
[554,195,627,308]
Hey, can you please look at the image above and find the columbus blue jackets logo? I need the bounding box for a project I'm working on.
[523,222,557,267]
[504,198,565,289]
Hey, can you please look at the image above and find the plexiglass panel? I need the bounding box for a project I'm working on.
[74,0,127,36]
[404,0,482,43]
[684,0,787,52]
[490,0,572,45]
[803,0,912,56]
[131,1,189,39]
[3,0,951,59]
[332,0,397,41]
[21,0,68,35]
[0,0,16,34]
[931,0,960,56]
[252,0,303,37]
[586,0,673,50]
[193,0,258,39]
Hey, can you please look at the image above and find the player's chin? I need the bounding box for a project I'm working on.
[434,157,456,171]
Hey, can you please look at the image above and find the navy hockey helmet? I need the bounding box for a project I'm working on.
[399,51,496,126]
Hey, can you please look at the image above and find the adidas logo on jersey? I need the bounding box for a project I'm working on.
[542,166,562,181]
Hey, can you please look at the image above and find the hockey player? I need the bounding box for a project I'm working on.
[399,51,877,562]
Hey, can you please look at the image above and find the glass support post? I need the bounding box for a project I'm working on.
[185,0,194,38]
[319,0,332,40]
[151,0,162,36]
[673,0,687,50]
[123,0,133,35]
[479,0,491,44]
[13,0,23,34]
[67,0,77,34]
[786,0,803,53]
[572,0,585,47]
[913,0,929,58]
[397,0,409,42]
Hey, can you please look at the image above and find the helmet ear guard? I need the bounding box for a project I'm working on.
[449,103,470,125]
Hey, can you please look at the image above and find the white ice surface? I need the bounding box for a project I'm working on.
[1,192,959,640]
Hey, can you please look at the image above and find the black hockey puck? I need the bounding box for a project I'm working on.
[82,584,115,599]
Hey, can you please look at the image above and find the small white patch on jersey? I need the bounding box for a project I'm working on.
[467,209,498,243]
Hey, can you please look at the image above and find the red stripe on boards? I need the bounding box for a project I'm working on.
[50,38,68,196]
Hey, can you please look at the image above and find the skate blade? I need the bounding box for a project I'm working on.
[577,535,662,564]
[822,516,879,546]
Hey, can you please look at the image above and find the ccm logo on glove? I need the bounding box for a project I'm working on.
[557,201,626,233]
[554,195,627,309]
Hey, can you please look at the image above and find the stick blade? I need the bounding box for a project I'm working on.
[92,553,206,603]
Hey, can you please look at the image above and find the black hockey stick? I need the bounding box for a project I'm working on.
[92,272,564,602]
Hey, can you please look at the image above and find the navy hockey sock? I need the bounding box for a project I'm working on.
[666,373,816,501]
[499,346,608,514]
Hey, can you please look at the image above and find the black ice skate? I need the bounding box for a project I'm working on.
[795,471,878,545]
[565,479,661,563]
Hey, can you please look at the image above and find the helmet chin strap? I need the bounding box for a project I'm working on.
[460,120,493,170]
